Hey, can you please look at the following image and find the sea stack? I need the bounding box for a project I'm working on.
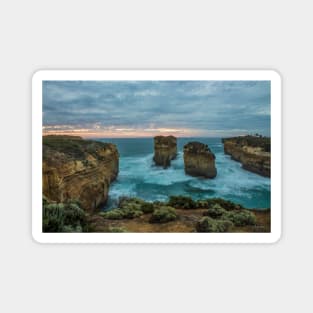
[153,135,177,168]
[222,135,270,177]
[183,142,217,178]
[42,135,119,212]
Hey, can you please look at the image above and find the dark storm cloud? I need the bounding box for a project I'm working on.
[43,80,270,136]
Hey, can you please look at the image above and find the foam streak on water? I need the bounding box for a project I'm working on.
[97,138,271,209]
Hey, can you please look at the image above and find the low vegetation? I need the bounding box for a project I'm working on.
[42,195,260,233]
[222,135,271,152]
[204,198,244,210]
[43,199,87,232]
[203,204,227,218]
[223,210,257,226]
[168,195,196,209]
[43,135,113,160]
[99,197,150,219]
[99,207,143,219]
[108,226,127,233]
[149,206,177,223]
[196,217,233,232]
[168,195,244,211]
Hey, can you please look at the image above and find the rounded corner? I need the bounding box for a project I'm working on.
[31,230,45,244]
[269,69,282,84]
[32,70,45,84]
[269,230,282,244]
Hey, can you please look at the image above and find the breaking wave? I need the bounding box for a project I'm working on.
[102,138,271,209]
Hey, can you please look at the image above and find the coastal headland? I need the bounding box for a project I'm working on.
[42,135,270,233]
[222,135,270,177]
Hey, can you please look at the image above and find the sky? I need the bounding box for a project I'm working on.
[42,80,271,138]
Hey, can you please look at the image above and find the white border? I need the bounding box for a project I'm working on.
[32,70,282,244]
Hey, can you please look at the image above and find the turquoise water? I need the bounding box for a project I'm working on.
[97,138,271,209]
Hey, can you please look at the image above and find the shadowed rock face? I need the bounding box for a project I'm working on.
[153,136,177,168]
[183,142,217,178]
[42,135,119,212]
[222,136,270,177]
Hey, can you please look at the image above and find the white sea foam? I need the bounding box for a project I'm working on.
[108,147,271,208]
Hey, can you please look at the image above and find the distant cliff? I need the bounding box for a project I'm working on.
[222,135,270,177]
[42,135,119,212]
[153,136,177,168]
[183,142,217,178]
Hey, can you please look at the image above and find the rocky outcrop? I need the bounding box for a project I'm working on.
[183,142,217,178]
[42,135,119,212]
[222,135,270,177]
[153,136,177,168]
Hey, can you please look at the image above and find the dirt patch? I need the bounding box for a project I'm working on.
[88,208,270,233]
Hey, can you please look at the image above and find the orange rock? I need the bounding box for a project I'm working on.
[42,135,119,212]
[153,135,177,168]
[183,142,217,178]
[222,136,270,177]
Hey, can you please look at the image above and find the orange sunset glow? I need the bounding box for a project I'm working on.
[42,127,201,138]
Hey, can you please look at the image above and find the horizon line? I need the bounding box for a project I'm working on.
[42,134,263,139]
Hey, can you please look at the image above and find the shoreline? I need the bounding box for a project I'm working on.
[42,135,271,233]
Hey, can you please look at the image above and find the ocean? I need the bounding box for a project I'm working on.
[97,137,271,209]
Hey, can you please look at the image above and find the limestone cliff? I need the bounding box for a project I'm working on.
[183,142,217,178]
[222,135,270,177]
[42,135,119,212]
[153,136,177,168]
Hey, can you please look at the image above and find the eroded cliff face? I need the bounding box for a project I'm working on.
[42,135,119,212]
[222,136,270,177]
[183,142,217,178]
[153,136,177,168]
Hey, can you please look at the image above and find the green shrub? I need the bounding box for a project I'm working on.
[204,204,227,218]
[205,198,244,211]
[168,195,196,209]
[99,207,143,220]
[141,202,155,213]
[121,203,142,211]
[122,208,143,218]
[99,209,125,219]
[43,201,87,232]
[195,200,209,208]
[150,206,177,223]
[64,198,81,207]
[116,197,160,214]
[62,202,86,226]
[62,225,83,232]
[223,210,257,226]
[108,226,127,233]
[100,197,156,220]
[118,197,145,208]
[196,217,233,232]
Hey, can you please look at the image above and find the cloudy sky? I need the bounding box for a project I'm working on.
[43,80,270,138]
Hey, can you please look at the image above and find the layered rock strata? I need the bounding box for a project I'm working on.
[183,142,217,178]
[42,135,119,212]
[153,136,177,168]
[222,135,270,177]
